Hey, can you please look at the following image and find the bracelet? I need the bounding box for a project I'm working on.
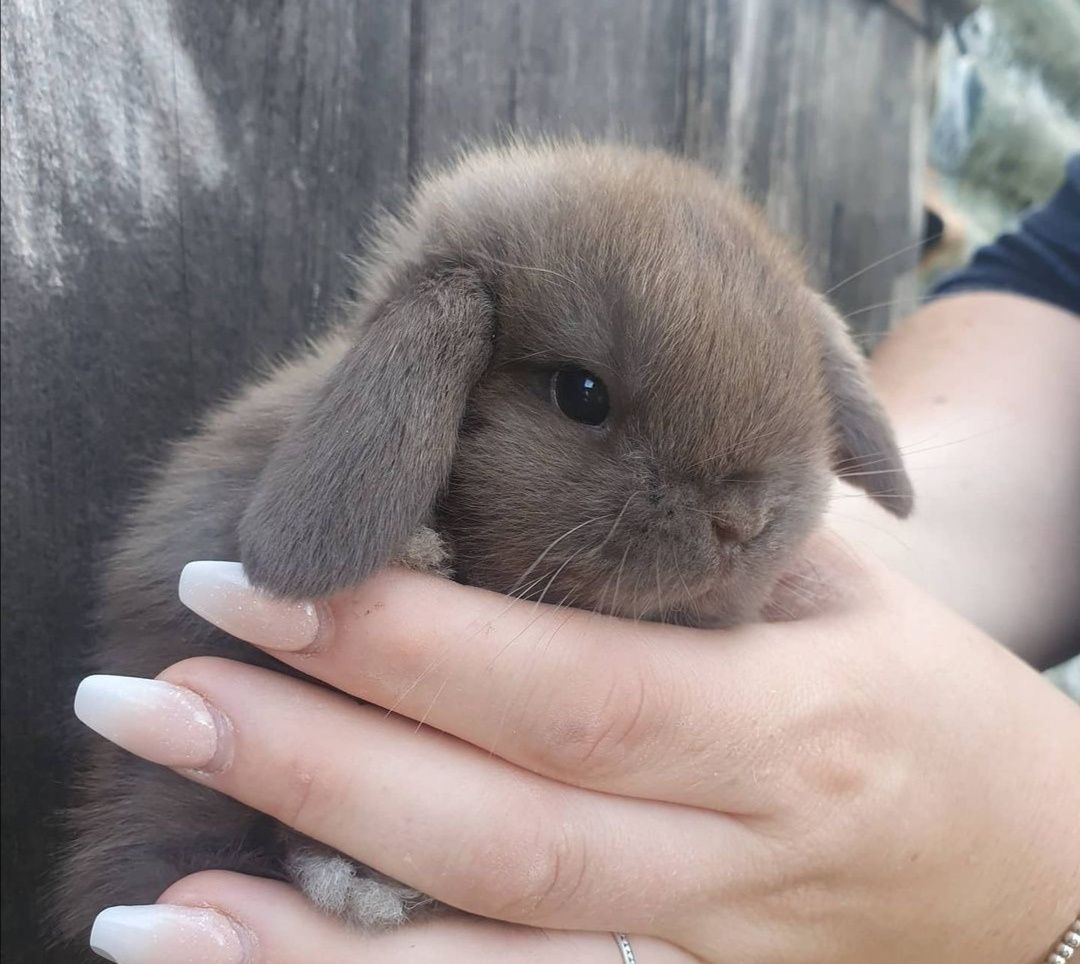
[1046,914,1080,964]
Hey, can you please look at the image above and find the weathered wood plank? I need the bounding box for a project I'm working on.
[407,0,518,173]
[684,0,925,337]
[514,0,688,148]
[1,2,410,957]
[409,0,689,166]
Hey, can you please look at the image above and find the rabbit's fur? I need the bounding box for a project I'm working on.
[54,141,911,943]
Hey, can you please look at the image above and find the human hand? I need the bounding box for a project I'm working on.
[75,535,1080,963]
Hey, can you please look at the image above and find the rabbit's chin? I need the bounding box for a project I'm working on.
[664,608,758,630]
[590,568,780,631]
[636,597,766,630]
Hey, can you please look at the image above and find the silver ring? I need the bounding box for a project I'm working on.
[612,932,637,964]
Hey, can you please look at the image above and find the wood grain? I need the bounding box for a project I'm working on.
[1,1,932,956]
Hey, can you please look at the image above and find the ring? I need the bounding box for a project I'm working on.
[612,932,637,963]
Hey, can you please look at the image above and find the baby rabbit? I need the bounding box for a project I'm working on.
[56,140,912,945]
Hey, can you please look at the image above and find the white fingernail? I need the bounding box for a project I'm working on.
[179,561,322,651]
[90,905,248,963]
[74,676,222,769]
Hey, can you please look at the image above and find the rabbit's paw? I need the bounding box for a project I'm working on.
[400,525,453,577]
[286,845,432,930]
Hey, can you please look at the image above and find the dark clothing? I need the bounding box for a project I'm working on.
[931,155,1080,316]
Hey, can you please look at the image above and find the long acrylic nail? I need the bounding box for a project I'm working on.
[178,561,322,651]
[90,904,249,963]
[74,676,224,770]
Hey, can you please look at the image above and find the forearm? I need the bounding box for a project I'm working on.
[827,292,1080,666]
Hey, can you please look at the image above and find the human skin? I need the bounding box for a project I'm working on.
[78,547,1080,963]
[826,292,1080,667]
[76,292,1080,963]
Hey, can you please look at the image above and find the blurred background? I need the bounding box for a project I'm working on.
[923,0,1080,284]
[2,0,1077,958]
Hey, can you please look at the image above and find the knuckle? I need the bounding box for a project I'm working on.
[464,811,591,924]
[778,680,888,822]
[273,759,343,832]
[539,660,667,779]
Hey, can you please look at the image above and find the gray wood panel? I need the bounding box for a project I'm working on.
[514,0,688,146]
[1,1,932,956]
[1,2,413,957]
[685,0,926,337]
[408,0,518,170]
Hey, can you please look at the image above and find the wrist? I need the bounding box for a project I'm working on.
[998,680,1080,964]
[1037,913,1080,964]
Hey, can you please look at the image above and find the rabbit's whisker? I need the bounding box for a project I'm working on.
[837,467,910,479]
[608,542,633,618]
[506,515,610,595]
[825,233,939,296]
[487,598,579,760]
[690,422,789,470]
[482,255,588,299]
[384,561,567,723]
[671,547,702,623]
[825,510,914,554]
[653,544,667,624]
[531,539,597,612]
[842,297,921,322]
[591,490,641,558]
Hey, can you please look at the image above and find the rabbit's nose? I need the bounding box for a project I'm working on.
[711,511,766,547]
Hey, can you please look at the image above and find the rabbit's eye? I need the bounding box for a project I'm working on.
[551,368,609,426]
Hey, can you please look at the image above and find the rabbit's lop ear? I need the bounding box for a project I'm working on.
[817,300,914,518]
[240,268,495,598]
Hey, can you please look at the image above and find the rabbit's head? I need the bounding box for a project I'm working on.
[240,142,911,625]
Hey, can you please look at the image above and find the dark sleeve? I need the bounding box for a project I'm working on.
[929,155,1080,316]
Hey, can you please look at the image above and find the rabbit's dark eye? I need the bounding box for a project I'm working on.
[551,368,609,425]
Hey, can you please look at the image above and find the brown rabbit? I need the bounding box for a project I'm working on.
[54,140,912,946]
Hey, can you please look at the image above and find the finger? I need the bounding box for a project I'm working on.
[86,871,696,964]
[177,547,876,811]
[74,662,752,932]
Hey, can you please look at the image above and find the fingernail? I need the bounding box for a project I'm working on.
[74,676,225,770]
[179,561,322,652]
[90,904,249,963]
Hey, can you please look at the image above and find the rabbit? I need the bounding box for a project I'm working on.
[53,139,913,948]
